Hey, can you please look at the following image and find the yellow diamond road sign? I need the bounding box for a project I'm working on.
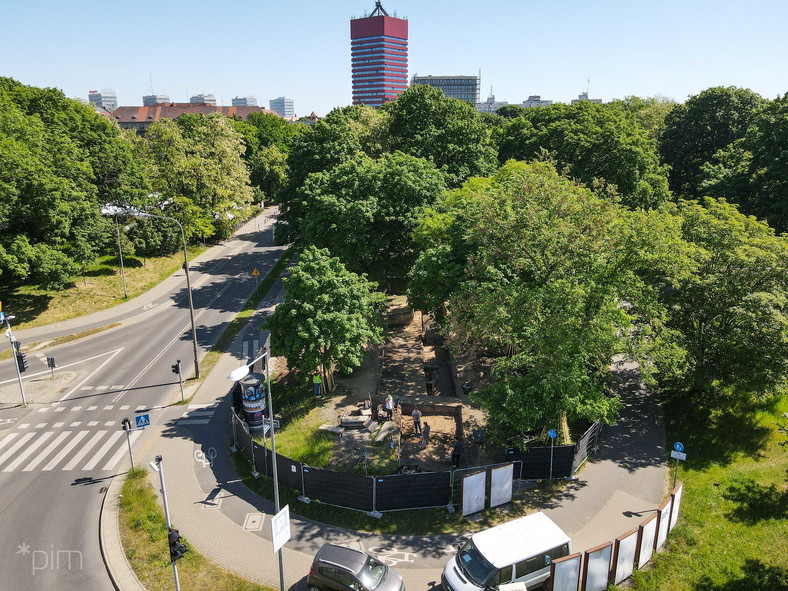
[252,268,260,276]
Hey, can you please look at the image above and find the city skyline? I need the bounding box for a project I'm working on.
[2,0,786,117]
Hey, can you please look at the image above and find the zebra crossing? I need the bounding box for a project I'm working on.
[176,404,219,426]
[0,427,143,473]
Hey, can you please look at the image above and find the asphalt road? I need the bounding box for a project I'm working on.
[0,213,284,591]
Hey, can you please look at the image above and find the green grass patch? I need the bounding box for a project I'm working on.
[0,247,206,330]
[119,467,272,591]
[614,395,788,591]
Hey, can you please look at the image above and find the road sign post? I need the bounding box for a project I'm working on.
[671,442,686,487]
[3,314,27,406]
[548,429,557,483]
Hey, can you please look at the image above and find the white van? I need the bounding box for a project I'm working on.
[441,512,571,591]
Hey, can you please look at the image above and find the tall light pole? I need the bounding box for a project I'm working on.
[150,455,181,591]
[2,312,27,406]
[135,211,200,379]
[100,207,127,299]
[228,349,284,591]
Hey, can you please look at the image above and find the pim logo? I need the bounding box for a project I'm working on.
[16,543,83,575]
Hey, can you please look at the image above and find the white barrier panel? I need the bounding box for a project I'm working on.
[550,553,581,591]
[490,463,514,508]
[581,542,612,591]
[611,529,638,584]
[636,513,658,569]
[462,471,486,516]
[655,497,672,550]
[669,482,683,531]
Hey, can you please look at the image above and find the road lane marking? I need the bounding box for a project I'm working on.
[54,407,66,412]
[3,432,54,471]
[0,433,36,468]
[0,433,20,454]
[102,430,142,470]
[35,423,46,428]
[104,421,115,427]
[82,431,124,470]
[70,422,81,427]
[18,424,30,429]
[23,432,71,471]
[42,431,88,471]
[53,422,64,428]
[88,421,98,427]
[61,431,105,470]
[59,348,125,401]
[87,406,97,411]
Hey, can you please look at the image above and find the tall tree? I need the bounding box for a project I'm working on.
[295,152,446,286]
[384,84,497,187]
[266,246,386,377]
[409,161,683,444]
[659,86,764,198]
[498,101,671,209]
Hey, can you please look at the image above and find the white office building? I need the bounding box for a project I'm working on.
[269,96,294,118]
[571,92,602,105]
[88,89,118,112]
[143,94,170,106]
[190,93,217,105]
[232,96,258,107]
[476,91,508,113]
[521,95,553,108]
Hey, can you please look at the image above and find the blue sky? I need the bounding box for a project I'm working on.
[2,0,786,116]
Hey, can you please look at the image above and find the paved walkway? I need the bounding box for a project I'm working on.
[8,211,669,589]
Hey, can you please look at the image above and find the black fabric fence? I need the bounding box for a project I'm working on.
[302,466,374,512]
[505,445,576,479]
[374,471,452,511]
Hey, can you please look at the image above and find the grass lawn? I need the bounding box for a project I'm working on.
[119,468,273,591]
[615,395,788,591]
[0,248,205,329]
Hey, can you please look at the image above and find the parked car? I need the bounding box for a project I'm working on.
[308,543,405,591]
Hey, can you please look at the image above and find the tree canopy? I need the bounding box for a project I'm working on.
[498,101,671,209]
[266,246,386,376]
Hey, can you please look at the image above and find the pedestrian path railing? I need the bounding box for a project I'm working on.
[231,411,602,515]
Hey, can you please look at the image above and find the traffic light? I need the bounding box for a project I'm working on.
[16,352,28,373]
[171,360,181,375]
[168,527,188,562]
[47,357,56,369]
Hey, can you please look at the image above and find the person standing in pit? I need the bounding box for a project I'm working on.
[412,407,422,436]
[421,421,431,449]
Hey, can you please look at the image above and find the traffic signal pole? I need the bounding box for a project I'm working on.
[3,313,27,406]
[151,455,181,591]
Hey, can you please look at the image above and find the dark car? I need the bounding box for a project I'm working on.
[307,543,405,591]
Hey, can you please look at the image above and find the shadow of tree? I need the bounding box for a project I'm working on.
[693,559,788,591]
[722,477,788,523]
[662,394,773,470]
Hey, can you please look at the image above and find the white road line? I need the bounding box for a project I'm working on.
[177,419,211,425]
[87,406,97,411]
[23,432,71,472]
[70,422,81,427]
[80,387,93,391]
[87,421,99,427]
[37,408,49,413]
[61,431,105,471]
[102,430,142,470]
[104,421,115,427]
[0,433,36,468]
[0,349,127,386]
[103,405,114,410]
[3,432,54,471]
[18,424,30,429]
[35,423,46,428]
[188,404,218,409]
[135,406,146,411]
[95,386,108,390]
[59,348,124,402]
[42,431,88,471]
[70,407,82,411]
[111,385,124,389]
[54,407,66,413]
[82,431,124,471]
[0,433,20,454]
[120,405,130,410]
[184,410,215,416]
[53,422,64,428]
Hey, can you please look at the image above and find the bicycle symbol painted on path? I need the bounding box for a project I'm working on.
[194,447,217,468]
[367,546,416,566]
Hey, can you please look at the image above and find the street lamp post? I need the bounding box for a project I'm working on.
[228,349,284,591]
[100,208,128,299]
[136,212,200,379]
[2,313,27,406]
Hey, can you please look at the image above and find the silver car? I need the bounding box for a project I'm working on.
[307,543,405,591]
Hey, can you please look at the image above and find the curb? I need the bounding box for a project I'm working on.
[100,469,147,591]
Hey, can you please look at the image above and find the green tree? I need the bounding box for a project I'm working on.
[701,94,788,232]
[266,246,386,377]
[498,101,671,209]
[659,86,764,197]
[295,152,446,286]
[660,197,788,404]
[246,111,307,153]
[249,145,288,202]
[384,84,497,187]
[409,161,684,444]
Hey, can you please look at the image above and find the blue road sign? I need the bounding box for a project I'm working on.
[673,441,684,452]
[135,414,150,428]
[548,429,557,439]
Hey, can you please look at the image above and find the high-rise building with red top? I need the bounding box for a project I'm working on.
[350,1,408,108]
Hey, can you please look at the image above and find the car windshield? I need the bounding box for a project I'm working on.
[457,539,496,587]
[359,556,387,590]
